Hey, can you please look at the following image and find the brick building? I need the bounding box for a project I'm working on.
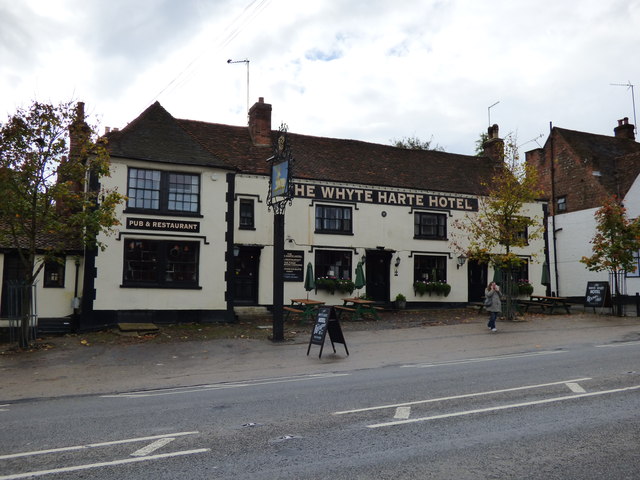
[526,117,640,300]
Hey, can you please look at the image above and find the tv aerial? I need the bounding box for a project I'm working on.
[610,81,637,135]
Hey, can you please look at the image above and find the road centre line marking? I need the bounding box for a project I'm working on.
[0,432,199,460]
[0,449,210,480]
[368,384,640,428]
[566,382,586,393]
[131,437,175,457]
[402,350,566,368]
[102,373,349,398]
[394,407,411,419]
[334,378,592,415]
[595,341,640,348]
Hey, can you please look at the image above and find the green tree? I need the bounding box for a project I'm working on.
[452,135,544,319]
[0,101,125,347]
[475,131,489,156]
[580,196,640,316]
[391,135,445,151]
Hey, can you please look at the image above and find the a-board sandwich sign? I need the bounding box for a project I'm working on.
[307,306,349,358]
[585,281,612,308]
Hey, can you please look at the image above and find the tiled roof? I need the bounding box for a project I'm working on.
[109,101,501,196]
[107,102,230,169]
[556,127,640,198]
[0,219,82,251]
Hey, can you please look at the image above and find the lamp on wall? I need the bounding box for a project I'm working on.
[233,245,240,257]
[394,256,401,276]
[456,254,467,269]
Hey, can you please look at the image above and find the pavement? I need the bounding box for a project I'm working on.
[1,311,639,403]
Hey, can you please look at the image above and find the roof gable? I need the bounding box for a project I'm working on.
[107,102,229,169]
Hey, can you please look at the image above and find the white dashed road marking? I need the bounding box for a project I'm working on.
[0,431,208,480]
[367,384,640,428]
[394,407,411,419]
[566,382,586,393]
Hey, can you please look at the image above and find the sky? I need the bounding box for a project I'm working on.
[2,0,640,156]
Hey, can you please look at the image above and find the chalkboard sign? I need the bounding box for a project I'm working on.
[283,250,304,282]
[585,281,612,308]
[307,306,349,358]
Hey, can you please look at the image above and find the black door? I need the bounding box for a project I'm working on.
[365,250,391,302]
[233,247,260,305]
[1,254,29,317]
[467,259,487,302]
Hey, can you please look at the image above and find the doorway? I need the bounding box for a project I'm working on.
[467,259,487,302]
[233,247,261,305]
[1,253,29,317]
[365,250,391,302]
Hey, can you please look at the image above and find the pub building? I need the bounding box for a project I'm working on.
[1,98,546,332]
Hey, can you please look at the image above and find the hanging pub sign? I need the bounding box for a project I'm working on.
[307,306,349,358]
[266,123,294,214]
[283,250,304,282]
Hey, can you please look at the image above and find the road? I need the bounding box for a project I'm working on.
[1,336,639,479]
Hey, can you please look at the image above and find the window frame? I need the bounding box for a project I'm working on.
[239,198,255,230]
[414,211,447,240]
[314,250,353,280]
[627,251,640,277]
[315,204,353,235]
[126,167,201,216]
[413,255,448,284]
[556,195,567,213]
[122,239,200,288]
[43,258,65,288]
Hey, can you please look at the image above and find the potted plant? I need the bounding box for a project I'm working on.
[394,293,407,310]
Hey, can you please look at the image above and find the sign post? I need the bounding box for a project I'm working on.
[307,306,349,358]
[266,124,294,342]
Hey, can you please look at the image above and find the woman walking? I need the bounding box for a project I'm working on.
[485,281,502,332]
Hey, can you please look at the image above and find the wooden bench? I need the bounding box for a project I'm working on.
[284,306,304,321]
[518,299,571,314]
[334,305,356,320]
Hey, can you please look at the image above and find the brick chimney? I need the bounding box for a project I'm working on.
[614,117,635,140]
[483,124,504,162]
[248,97,272,146]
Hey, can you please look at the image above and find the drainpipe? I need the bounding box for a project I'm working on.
[549,122,560,296]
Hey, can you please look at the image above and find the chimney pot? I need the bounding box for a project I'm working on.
[614,117,635,140]
[248,97,272,146]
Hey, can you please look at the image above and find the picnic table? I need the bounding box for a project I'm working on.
[286,299,325,322]
[518,295,572,314]
[335,297,383,321]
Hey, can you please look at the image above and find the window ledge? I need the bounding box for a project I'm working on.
[120,284,203,290]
